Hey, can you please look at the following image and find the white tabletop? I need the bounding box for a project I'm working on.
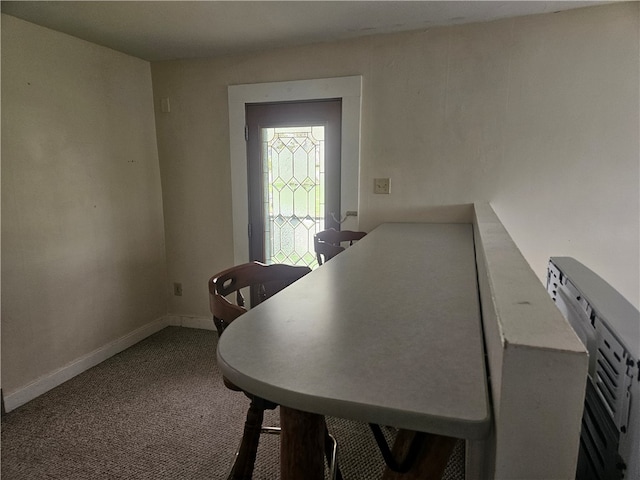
[217,223,491,439]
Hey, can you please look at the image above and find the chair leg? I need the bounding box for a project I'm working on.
[230,398,265,480]
[231,402,341,480]
[323,419,343,480]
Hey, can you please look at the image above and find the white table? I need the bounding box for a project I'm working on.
[217,223,491,478]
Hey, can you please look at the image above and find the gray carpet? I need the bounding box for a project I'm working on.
[1,326,464,479]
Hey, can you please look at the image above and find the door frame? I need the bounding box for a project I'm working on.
[228,76,362,265]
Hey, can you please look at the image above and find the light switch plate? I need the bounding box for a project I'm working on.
[374,178,390,194]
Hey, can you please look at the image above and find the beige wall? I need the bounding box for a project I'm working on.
[2,1,637,405]
[1,15,168,395]
[152,2,639,317]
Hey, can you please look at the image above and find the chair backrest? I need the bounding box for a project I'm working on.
[208,261,311,337]
[314,228,367,265]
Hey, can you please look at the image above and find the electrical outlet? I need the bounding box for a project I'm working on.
[374,178,390,194]
[173,282,183,296]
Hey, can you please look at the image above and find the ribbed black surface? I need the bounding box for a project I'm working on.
[1,327,464,479]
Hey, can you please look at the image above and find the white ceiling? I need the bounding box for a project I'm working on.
[1,1,613,62]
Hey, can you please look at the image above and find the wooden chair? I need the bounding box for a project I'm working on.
[314,228,367,265]
[209,261,341,480]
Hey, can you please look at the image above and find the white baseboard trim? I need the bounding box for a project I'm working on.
[3,317,170,413]
[166,314,215,331]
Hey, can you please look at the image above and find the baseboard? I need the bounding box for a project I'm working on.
[166,314,215,331]
[3,317,170,413]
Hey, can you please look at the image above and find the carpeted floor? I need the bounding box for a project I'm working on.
[1,327,464,479]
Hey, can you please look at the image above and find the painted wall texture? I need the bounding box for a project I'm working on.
[1,15,168,394]
[151,2,638,316]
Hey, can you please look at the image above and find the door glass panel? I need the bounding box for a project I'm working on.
[262,126,325,268]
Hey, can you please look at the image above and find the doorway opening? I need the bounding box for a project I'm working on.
[246,100,341,268]
[228,76,362,266]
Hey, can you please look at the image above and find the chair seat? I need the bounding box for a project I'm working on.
[223,376,244,392]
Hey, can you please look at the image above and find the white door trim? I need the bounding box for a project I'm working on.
[228,76,362,265]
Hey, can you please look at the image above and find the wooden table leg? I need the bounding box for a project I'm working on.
[381,429,458,480]
[280,406,325,480]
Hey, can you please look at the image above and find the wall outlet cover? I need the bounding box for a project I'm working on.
[374,178,390,194]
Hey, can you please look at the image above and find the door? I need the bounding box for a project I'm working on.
[246,99,342,268]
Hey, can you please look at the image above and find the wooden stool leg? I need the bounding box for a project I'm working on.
[232,398,264,480]
[381,430,457,480]
[280,406,325,480]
